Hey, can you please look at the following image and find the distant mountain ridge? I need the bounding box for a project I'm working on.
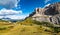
[0,17,23,22]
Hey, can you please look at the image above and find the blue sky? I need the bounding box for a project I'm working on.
[20,0,60,15]
[0,0,60,19]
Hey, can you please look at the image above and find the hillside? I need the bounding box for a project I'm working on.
[0,18,59,35]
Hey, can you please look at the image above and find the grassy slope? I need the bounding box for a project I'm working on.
[0,18,59,35]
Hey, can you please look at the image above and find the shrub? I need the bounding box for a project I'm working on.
[0,27,7,30]
[53,27,60,33]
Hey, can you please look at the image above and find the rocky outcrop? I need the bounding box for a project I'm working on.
[45,2,60,15]
[29,2,60,24]
[51,14,60,24]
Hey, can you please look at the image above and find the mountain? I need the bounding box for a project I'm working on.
[28,2,60,25]
[1,17,11,20]
[1,17,23,22]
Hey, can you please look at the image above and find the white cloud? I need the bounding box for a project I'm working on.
[0,13,29,20]
[44,3,50,8]
[0,8,22,16]
[0,0,20,9]
[5,15,26,20]
[0,15,27,20]
[0,16,4,18]
[45,4,50,6]
[45,0,51,3]
[0,0,25,20]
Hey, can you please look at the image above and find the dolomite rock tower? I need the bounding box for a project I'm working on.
[29,2,60,25]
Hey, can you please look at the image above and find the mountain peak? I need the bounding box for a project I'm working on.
[28,2,60,25]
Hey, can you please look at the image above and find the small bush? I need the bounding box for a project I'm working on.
[53,27,59,33]
[0,27,7,30]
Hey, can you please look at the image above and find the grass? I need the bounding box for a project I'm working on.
[0,18,59,35]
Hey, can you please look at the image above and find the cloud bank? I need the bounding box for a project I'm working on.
[0,0,20,9]
[0,8,22,16]
[0,0,25,20]
[5,15,27,20]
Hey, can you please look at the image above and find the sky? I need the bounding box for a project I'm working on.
[0,0,60,20]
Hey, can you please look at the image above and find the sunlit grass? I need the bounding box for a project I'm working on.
[0,18,59,35]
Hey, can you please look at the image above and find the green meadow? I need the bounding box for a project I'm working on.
[0,18,60,35]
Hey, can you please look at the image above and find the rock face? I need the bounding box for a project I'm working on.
[29,2,60,24]
[45,2,60,15]
[51,14,60,24]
